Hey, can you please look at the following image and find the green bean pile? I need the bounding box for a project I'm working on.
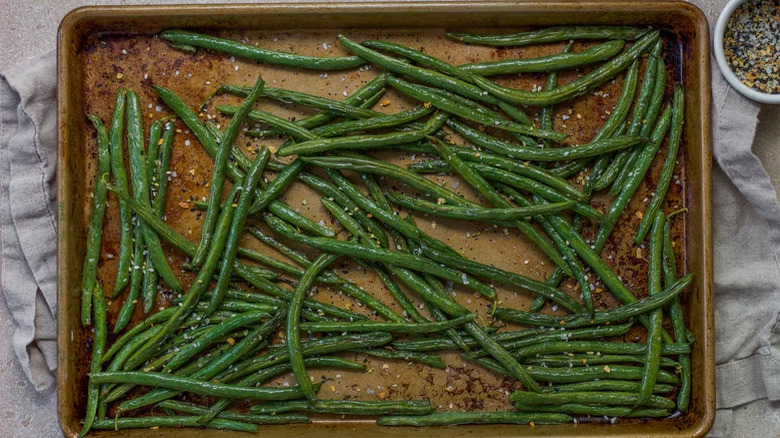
[79,25,692,435]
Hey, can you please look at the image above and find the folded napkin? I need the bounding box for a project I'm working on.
[1,49,778,435]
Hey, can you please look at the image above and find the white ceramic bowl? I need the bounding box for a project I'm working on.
[713,0,780,104]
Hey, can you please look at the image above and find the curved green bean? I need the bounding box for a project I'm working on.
[445,25,647,47]
[162,30,364,70]
[664,215,691,411]
[458,40,625,75]
[288,253,340,402]
[468,30,659,106]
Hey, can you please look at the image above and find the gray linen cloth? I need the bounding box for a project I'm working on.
[1,51,778,435]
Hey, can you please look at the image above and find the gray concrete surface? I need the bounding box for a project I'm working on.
[0,1,778,437]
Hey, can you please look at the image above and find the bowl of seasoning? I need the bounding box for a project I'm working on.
[713,0,780,104]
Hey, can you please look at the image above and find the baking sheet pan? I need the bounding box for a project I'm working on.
[57,2,713,437]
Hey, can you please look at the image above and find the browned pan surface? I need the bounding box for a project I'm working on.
[58,2,713,437]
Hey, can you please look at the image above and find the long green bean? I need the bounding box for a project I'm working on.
[386,192,574,221]
[301,313,474,333]
[445,26,648,46]
[513,403,670,418]
[80,285,106,436]
[81,116,110,325]
[157,400,310,425]
[458,40,625,75]
[107,90,133,298]
[162,30,363,70]
[377,411,572,426]
[664,215,691,411]
[467,30,659,106]
[510,390,675,409]
[92,416,256,432]
[251,399,434,416]
[289,253,341,402]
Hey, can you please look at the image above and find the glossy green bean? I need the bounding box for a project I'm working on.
[386,76,566,140]
[361,348,446,369]
[493,273,691,327]
[217,105,317,141]
[664,216,691,411]
[543,380,676,395]
[157,400,310,425]
[262,73,387,125]
[251,399,434,416]
[475,359,680,384]
[279,128,432,157]
[467,30,659,106]
[95,371,315,400]
[141,121,162,313]
[92,416,256,432]
[81,116,110,325]
[377,411,572,426]
[510,390,675,409]
[300,172,389,247]
[312,106,434,137]
[635,85,684,243]
[445,25,647,46]
[113,219,144,333]
[509,340,689,360]
[513,403,670,418]
[80,285,106,436]
[107,90,133,298]
[288,253,340,402]
[386,192,574,221]
[161,30,363,70]
[525,354,680,369]
[458,40,625,75]
[635,211,665,407]
[392,327,552,352]
[301,313,474,333]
